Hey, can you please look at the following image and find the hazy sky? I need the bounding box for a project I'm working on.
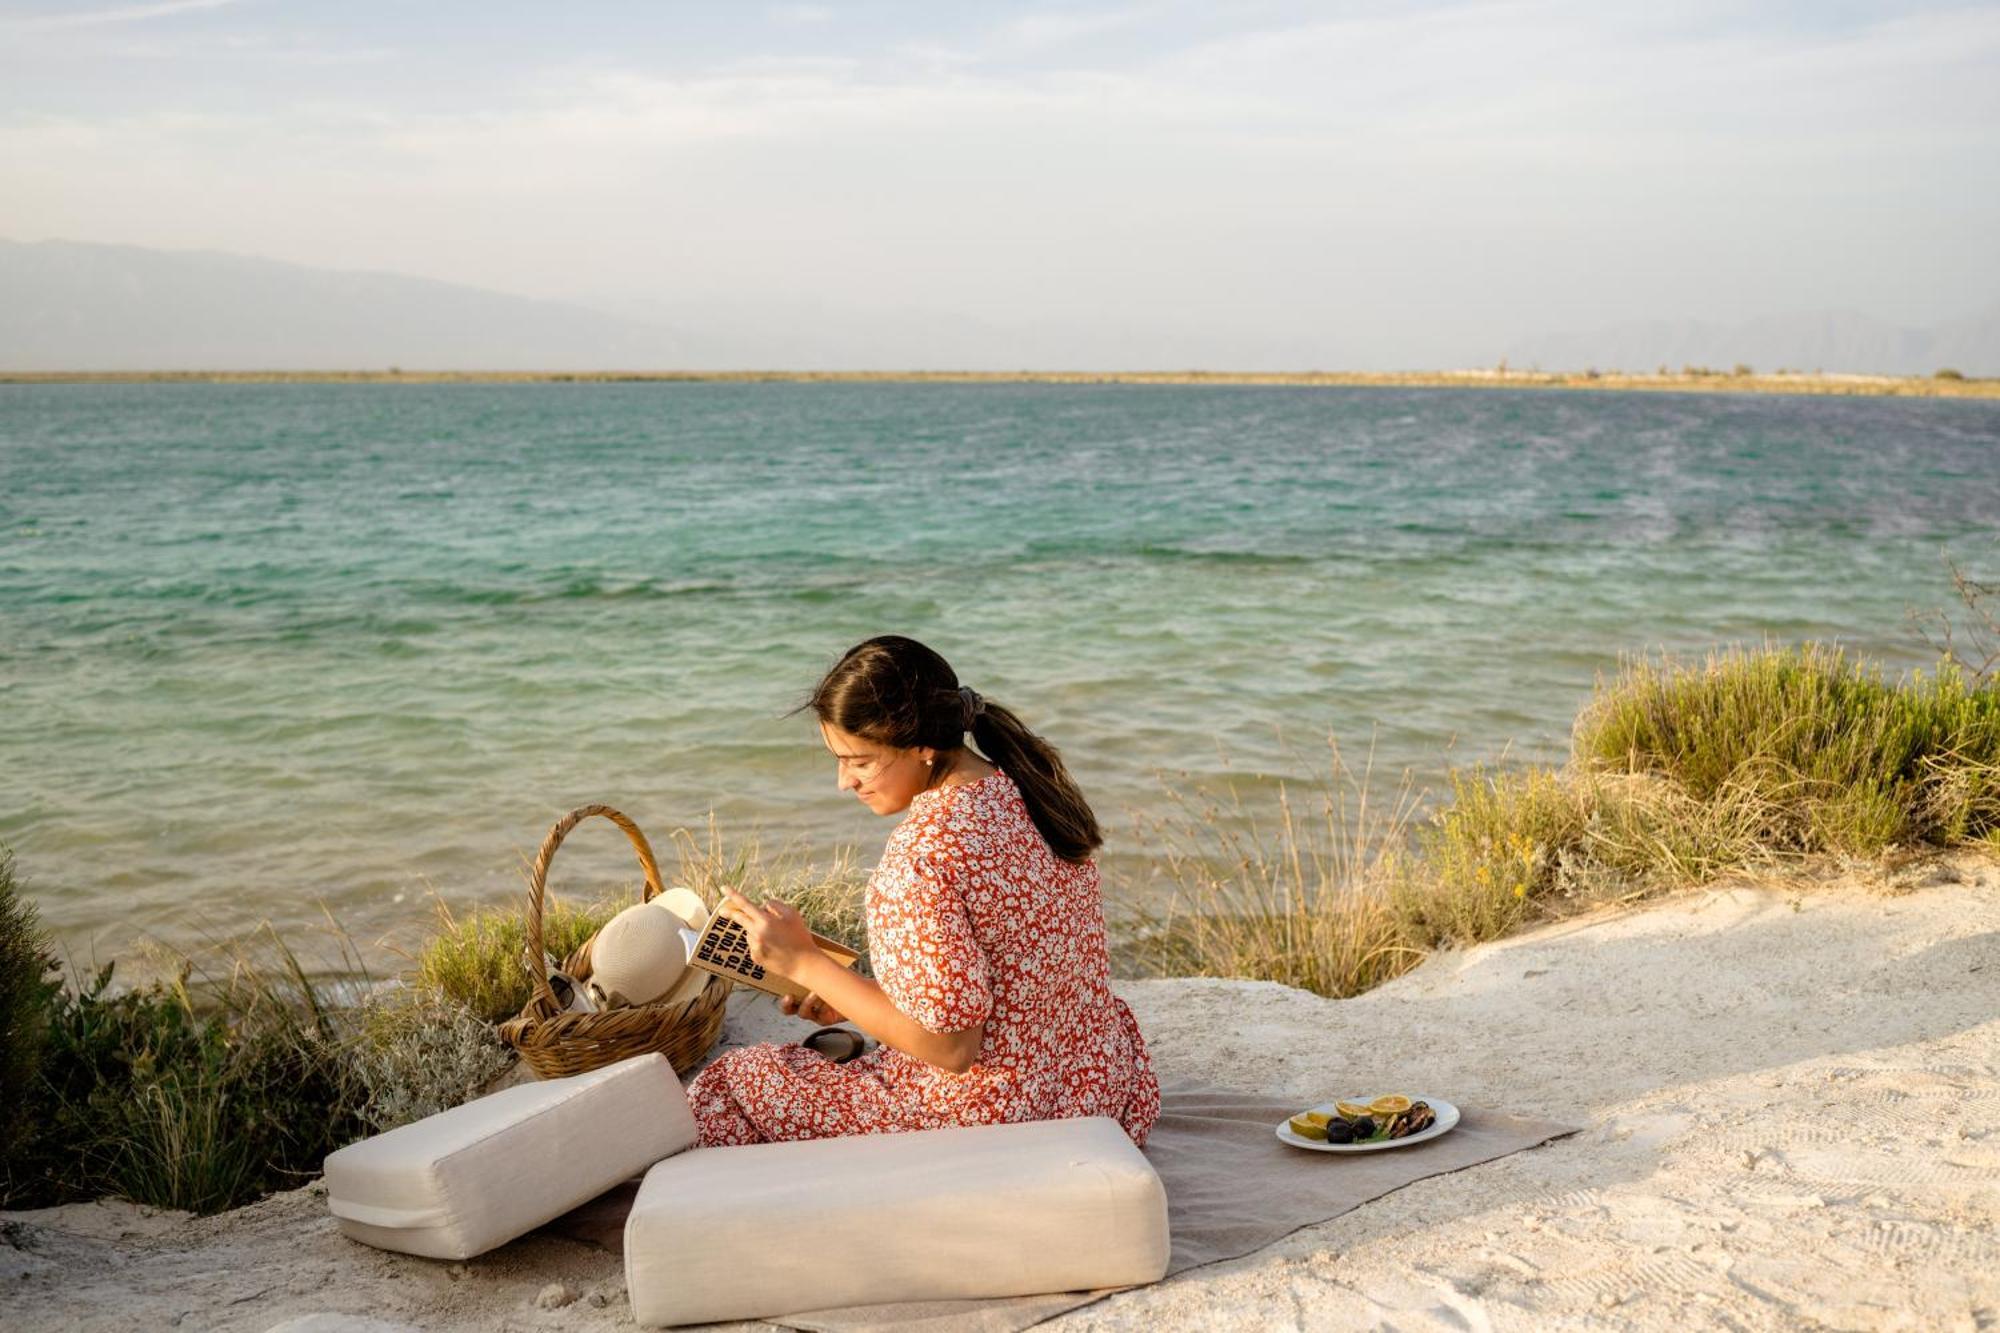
[3,1,1997,367]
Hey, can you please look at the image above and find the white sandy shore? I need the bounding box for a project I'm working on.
[6,853,1997,1331]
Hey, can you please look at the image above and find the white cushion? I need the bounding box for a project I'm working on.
[624,1115,1169,1327]
[325,1053,696,1260]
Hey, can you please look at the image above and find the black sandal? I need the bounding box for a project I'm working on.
[801,1025,867,1063]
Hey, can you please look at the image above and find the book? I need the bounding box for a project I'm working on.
[685,908,861,1002]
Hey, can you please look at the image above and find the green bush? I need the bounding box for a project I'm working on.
[1391,765,1784,950]
[415,893,622,1024]
[1575,645,2000,854]
[0,819,874,1215]
[1397,766,1588,947]
[3,930,371,1214]
[0,847,61,1174]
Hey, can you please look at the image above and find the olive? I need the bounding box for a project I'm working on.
[1326,1120,1355,1144]
[1351,1116,1377,1139]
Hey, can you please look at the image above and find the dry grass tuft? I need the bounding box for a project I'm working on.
[1119,739,1429,998]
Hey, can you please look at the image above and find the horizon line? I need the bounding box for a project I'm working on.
[2,367,1996,399]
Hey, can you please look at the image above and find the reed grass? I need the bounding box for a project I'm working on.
[658,815,870,952]
[1119,739,1429,997]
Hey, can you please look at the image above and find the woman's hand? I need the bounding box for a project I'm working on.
[779,991,846,1025]
[719,890,817,981]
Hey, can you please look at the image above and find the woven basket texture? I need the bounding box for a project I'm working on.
[497,804,729,1079]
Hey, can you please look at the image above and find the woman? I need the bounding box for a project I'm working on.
[686,634,1161,1149]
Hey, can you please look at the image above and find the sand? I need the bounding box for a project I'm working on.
[5,852,1996,1331]
[6,369,1998,399]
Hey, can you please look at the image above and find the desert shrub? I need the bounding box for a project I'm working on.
[1396,765,1591,947]
[0,847,61,1175]
[1392,765,1785,949]
[349,989,511,1131]
[1575,645,2000,854]
[4,930,370,1214]
[1936,367,1967,381]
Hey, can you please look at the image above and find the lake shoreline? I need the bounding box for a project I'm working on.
[4,367,1998,398]
[7,852,1996,1330]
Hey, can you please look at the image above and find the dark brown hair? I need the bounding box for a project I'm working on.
[796,635,1103,865]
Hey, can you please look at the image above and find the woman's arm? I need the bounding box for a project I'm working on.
[719,891,985,1074]
[790,950,985,1074]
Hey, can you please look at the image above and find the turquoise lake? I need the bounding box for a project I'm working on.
[3,382,1996,973]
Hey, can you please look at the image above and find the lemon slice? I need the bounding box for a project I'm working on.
[1287,1115,1328,1141]
[1298,1110,1331,1129]
[1334,1101,1372,1120]
[1369,1095,1413,1118]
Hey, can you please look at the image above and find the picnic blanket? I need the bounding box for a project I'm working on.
[543,1080,1579,1331]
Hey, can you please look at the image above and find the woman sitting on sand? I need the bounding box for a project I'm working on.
[686,634,1161,1148]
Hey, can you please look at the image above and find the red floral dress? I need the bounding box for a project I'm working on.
[686,769,1161,1149]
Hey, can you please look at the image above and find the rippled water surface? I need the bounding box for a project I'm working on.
[4,382,1996,967]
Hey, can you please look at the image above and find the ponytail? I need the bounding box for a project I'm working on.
[964,700,1102,864]
[797,635,1104,865]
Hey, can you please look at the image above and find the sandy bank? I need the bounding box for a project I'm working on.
[4,369,1997,399]
[6,853,1997,1331]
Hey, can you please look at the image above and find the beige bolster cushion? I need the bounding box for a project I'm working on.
[325,1052,696,1260]
[624,1114,1170,1327]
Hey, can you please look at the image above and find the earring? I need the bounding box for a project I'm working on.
[923,757,933,766]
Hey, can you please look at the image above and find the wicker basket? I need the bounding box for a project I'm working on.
[497,803,730,1079]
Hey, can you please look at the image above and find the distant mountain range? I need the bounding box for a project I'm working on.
[1504,307,2000,378]
[0,239,689,371]
[3,238,1996,375]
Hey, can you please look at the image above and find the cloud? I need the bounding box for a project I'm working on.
[766,3,832,26]
[0,1,1994,361]
[988,4,1157,55]
[3,0,239,32]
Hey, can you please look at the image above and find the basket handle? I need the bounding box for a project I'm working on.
[523,804,666,1014]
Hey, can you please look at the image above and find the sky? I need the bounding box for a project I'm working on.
[2,1,1997,368]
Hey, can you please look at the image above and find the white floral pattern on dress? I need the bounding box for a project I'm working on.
[686,769,1162,1148]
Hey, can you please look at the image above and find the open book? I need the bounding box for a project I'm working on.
[685,908,861,1002]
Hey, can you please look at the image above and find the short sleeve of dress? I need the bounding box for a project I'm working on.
[869,832,994,1035]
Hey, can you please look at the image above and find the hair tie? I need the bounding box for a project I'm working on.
[958,685,985,728]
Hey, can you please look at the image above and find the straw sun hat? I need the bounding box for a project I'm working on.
[579,887,711,1011]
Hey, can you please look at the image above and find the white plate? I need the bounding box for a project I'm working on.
[1276,1096,1461,1153]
